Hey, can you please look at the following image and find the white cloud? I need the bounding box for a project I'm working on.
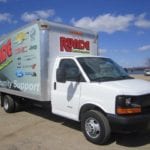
[71,14,135,34]
[21,9,55,22]
[138,45,150,51]
[0,13,12,23]
[35,10,55,18]
[0,0,7,2]
[137,31,145,35]
[21,12,39,22]
[0,13,17,24]
[135,13,150,28]
[54,17,62,23]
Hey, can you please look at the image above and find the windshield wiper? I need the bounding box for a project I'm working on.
[114,76,134,80]
[93,77,116,82]
[93,76,133,82]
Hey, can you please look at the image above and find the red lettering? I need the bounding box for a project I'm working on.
[0,39,12,64]
[70,31,83,35]
[84,41,90,50]
[60,36,90,52]
[6,40,12,57]
[78,40,84,49]
[0,49,6,64]
[60,37,66,51]
[72,39,78,49]
[66,38,72,52]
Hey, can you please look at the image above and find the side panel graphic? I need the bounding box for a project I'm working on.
[0,24,41,96]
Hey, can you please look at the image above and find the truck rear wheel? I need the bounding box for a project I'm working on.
[81,110,111,144]
[3,95,15,113]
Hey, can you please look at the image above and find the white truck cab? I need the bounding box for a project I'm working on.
[51,56,150,144]
[1,20,150,144]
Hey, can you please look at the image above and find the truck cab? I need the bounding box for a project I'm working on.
[51,56,150,144]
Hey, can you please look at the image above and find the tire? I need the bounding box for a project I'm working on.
[3,95,15,113]
[81,110,111,144]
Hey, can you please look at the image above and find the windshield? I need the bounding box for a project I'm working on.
[77,57,133,82]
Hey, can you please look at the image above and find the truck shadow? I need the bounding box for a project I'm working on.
[24,106,150,147]
[112,132,150,147]
[24,106,81,131]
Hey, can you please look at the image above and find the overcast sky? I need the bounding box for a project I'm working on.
[0,0,150,67]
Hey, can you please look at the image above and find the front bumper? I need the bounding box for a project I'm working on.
[107,113,150,133]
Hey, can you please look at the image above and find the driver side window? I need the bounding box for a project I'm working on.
[59,59,84,82]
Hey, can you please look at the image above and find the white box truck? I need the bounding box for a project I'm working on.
[1,20,150,144]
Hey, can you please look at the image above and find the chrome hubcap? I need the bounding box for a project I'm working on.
[4,99,8,110]
[85,117,100,139]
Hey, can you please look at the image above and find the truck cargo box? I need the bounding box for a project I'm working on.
[0,20,98,101]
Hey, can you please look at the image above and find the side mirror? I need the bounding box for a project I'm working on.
[56,68,66,83]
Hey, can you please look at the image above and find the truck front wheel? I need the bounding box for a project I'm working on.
[81,110,111,144]
[3,95,15,113]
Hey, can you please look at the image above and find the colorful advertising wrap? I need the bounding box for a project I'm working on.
[0,24,41,96]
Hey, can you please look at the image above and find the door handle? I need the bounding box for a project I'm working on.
[54,82,56,90]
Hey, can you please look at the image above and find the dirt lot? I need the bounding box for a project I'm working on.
[1,107,150,150]
[131,74,150,81]
[0,75,150,150]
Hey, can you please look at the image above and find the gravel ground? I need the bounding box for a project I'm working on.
[131,74,150,81]
[0,75,150,150]
[0,106,150,150]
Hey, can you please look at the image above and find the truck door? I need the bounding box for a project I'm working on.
[51,59,84,121]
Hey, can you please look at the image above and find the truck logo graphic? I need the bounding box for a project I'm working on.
[0,39,12,70]
[23,64,36,69]
[13,32,28,45]
[16,70,37,78]
[29,45,37,50]
[30,28,36,41]
[14,46,27,55]
[60,37,90,53]
[16,70,24,77]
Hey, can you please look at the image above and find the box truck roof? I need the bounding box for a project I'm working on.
[0,20,98,40]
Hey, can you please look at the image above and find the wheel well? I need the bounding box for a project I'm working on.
[0,93,4,107]
[79,104,106,121]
